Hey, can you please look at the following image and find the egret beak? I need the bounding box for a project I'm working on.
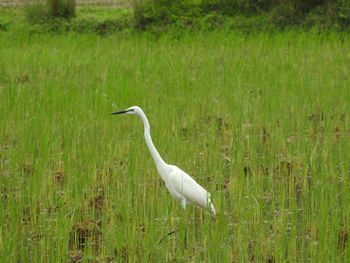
[111,110,129,115]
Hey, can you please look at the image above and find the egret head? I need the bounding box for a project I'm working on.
[111,106,142,115]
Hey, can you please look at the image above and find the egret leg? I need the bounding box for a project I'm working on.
[181,199,186,211]
[180,199,188,249]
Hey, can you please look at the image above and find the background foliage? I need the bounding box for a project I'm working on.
[133,0,350,32]
[4,0,348,34]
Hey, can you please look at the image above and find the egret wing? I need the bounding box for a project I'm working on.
[168,166,211,209]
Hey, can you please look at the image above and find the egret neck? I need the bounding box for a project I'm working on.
[137,109,167,176]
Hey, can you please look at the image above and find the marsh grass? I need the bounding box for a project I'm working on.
[0,31,350,262]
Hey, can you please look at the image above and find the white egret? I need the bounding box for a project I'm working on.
[112,106,216,215]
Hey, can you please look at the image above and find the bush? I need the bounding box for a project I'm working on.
[200,0,271,16]
[47,0,76,18]
[24,0,75,24]
[0,9,15,31]
[269,1,302,28]
[304,3,350,31]
[133,0,197,30]
[25,4,50,24]
[23,7,131,34]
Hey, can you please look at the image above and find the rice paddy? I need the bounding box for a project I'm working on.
[0,30,349,262]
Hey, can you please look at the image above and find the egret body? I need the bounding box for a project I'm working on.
[112,106,216,215]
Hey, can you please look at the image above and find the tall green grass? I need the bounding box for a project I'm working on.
[0,31,349,262]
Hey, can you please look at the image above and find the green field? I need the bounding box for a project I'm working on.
[1,31,350,262]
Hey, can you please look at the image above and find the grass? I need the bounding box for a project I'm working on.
[0,30,350,262]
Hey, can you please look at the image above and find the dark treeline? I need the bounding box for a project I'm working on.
[133,0,350,31]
